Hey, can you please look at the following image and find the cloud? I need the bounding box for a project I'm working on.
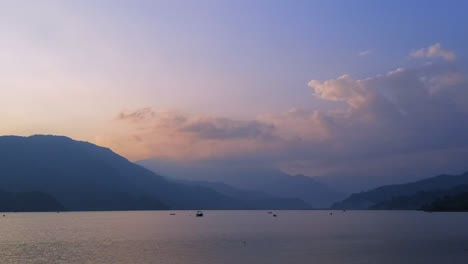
[358,50,371,56]
[410,43,456,61]
[117,107,156,123]
[117,109,275,140]
[258,109,334,142]
[182,118,274,139]
[115,61,468,164]
[298,64,468,183]
[108,56,468,190]
[115,63,468,164]
[113,109,280,160]
[308,74,375,110]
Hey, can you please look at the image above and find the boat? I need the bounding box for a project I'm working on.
[196,212,204,217]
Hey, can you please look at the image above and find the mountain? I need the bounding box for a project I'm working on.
[370,185,468,210]
[176,179,311,209]
[0,190,65,212]
[137,159,344,208]
[332,171,468,209]
[0,135,258,210]
[421,191,468,212]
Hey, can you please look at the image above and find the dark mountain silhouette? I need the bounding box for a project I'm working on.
[0,190,65,212]
[332,171,468,209]
[176,179,311,209]
[138,159,344,208]
[421,191,468,212]
[370,185,468,210]
[0,135,260,210]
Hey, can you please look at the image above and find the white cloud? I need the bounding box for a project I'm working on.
[410,43,456,61]
[358,50,371,56]
[308,74,375,109]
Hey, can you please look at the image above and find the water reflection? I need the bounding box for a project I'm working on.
[0,211,467,264]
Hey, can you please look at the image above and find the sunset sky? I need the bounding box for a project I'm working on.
[1,1,468,185]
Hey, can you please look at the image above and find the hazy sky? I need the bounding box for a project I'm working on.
[1,1,468,185]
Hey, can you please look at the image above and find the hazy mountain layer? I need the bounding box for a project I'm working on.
[138,159,344,208]
[176,179,311,209]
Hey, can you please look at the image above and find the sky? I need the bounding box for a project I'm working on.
[1,0,468,189]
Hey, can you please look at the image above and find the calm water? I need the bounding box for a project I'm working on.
[0,210,467,263]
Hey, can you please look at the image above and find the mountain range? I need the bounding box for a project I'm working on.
[175,179,310,209]
[2,135,466,212]
[370,185,468,210]
[0,135,312,210]
[332,171,468,209]
[137,160,344,208]
[421,191,468,212]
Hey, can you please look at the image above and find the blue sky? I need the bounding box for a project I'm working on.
[3,0,467,116]
[100,0,468,115]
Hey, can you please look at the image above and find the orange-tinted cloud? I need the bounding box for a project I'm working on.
[109,60,468,180]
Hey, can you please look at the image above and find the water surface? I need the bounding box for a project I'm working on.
[0,210,467,263]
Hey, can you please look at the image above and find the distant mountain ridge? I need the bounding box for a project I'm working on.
[332,171,468,209]
[176,179,311,209]
[138,159,344,208]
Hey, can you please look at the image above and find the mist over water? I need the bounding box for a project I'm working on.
[0,211,467,264]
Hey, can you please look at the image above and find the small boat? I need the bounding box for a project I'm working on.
[170,213,176,215]
[196,212,204,217]
[273,214,277,217]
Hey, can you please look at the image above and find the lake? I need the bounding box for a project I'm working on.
[0,210,467,263]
